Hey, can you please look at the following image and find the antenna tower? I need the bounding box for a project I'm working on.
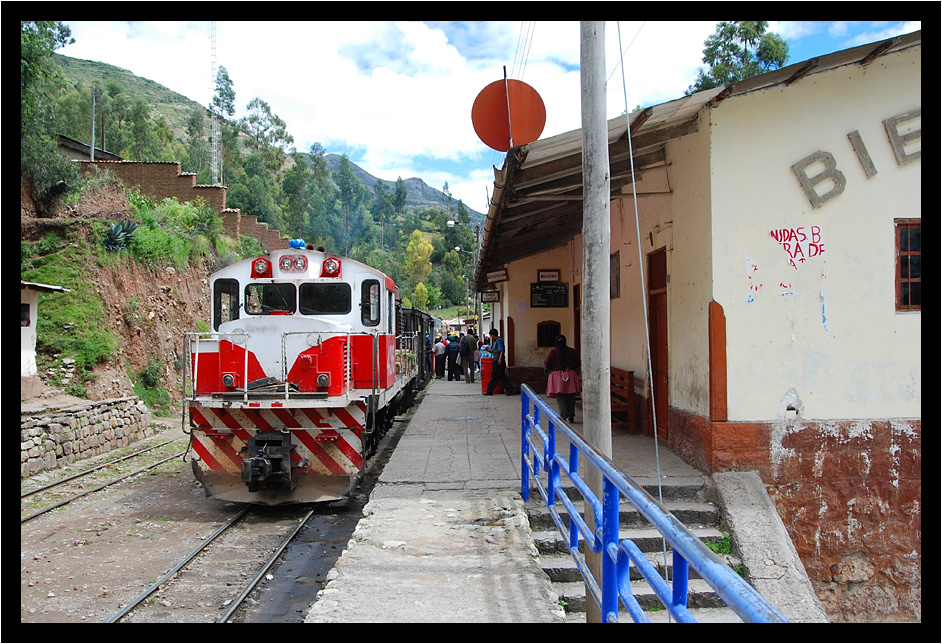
[210,21,219,185]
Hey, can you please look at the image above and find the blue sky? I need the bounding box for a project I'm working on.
[58,21,920,215]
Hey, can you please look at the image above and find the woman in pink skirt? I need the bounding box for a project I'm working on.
[544,335,581,423]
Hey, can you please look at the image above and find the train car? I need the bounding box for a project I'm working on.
[183,242,429,504]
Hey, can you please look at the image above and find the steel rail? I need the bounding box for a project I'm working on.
[21,439,179,499]
[216,507,316,623]
[20,450,187,524]
[106,504,251,623]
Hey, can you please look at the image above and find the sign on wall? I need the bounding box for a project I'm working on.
[487,268,509,283]
[530,283,568,308]
[791,107,920,208]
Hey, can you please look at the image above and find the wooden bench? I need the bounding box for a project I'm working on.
[611,366,636,433]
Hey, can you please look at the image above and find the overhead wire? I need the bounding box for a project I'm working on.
[616,19,671,622]
[491,21,537,177]
[608,21,646,83]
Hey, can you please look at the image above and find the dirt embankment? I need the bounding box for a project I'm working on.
[22,182,212,404]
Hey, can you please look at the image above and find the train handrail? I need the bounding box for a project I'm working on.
[185,329,420,403]
[519,385,789,623]
[281,330,354,400]
[184,331,250,401]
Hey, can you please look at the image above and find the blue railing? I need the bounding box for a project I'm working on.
[519,385,788,623]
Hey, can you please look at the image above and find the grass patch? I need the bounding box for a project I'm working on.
[129,359,173,417]
[22,231,117,393]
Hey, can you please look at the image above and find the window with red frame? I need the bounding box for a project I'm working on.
[895,219,920,311]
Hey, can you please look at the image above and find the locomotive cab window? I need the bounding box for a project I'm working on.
[213,278,240,330]
[299,283,351,315]
[361,279,381,326]
[245,283,296,315]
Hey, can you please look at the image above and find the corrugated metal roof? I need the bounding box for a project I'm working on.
[474,30,920,290]
[22,281,71,294]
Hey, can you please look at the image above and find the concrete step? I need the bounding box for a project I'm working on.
[564,606,745,623]
[539,550,743,583]
[532,525,724,556]
[526,475,709,502]
[525,498,720,531]
[556,577,730,613]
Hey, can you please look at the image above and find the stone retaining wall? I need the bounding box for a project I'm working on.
[21,397,155,477]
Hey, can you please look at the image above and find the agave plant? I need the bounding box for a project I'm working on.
[103,220,139,251]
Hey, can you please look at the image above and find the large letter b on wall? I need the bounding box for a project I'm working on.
[791,150,846,208]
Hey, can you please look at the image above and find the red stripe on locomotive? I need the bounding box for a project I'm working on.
[293,430,349,476]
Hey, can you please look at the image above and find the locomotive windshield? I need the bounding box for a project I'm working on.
[245,283,296,315]
[299,283,351,315]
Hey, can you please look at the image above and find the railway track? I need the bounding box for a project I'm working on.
[109,504,316,623]
[21,436,189,524]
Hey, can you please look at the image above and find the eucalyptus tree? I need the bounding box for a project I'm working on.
[240,97,294,176]
[21,20,78,208]
[686,21,789,95]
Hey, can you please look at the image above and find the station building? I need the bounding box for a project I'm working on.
[475,31,921,622]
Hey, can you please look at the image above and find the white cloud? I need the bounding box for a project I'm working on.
[62,20,914,215]
[842,21,921,47]
[769,21,825,41]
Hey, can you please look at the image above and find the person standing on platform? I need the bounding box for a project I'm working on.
[446,334,462,381]
[460,329,477,383]
[433,335,446,378]
[484,328,516,395]
[544,334,581,423]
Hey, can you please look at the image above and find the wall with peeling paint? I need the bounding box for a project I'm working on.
[709,46,921,422]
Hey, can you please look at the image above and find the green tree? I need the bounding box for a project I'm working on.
[281,151,315,238]
[21,20,78,210]
[335,155,369,255]
[184,107,208,174]
[685,21,789,95]
[394,177,408,216]
[211,65,236,119]
[413,282,430,310]
[371,178,394,249]
[404,229,433,286]
[240,97,294,174]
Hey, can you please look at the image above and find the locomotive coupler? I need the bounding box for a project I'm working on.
[241,431,293,492]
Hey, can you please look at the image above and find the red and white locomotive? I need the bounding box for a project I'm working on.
[184,241,432,504]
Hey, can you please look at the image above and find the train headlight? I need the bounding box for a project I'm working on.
[321,257,341,278]
[294,256,307,270]
[222,373,235,387]
[280,256,293,271]
[316,374,330,387]
[252,257,271,278]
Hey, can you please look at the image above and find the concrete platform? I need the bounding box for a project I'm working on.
[304,377,705,623]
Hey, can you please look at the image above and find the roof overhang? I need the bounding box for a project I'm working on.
[22,281,71,294]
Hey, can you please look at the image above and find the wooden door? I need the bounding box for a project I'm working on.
[648,249,668,440]
[573,283,582,357]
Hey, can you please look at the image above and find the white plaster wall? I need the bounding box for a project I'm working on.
[21,292,39,378]
[710,47,921,421]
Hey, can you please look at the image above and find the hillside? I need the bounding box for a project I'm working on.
[21,184,212,407]
[53,53,485,226]
[322,154,484,225]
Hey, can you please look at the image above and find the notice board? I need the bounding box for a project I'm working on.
[530,283,568,308]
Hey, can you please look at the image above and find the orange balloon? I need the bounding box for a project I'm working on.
[471,79,546,152]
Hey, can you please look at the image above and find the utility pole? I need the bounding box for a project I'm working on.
[210,21,219,185]
[90,86,96,161]
[580,20,613,624]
